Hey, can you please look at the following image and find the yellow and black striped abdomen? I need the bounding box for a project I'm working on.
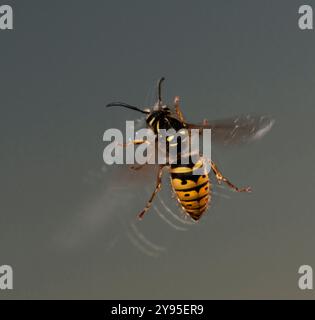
[170,161,211,221]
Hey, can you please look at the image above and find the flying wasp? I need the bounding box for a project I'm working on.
[106,78,274,221]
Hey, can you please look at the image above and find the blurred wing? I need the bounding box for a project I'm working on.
[186,115,274,145]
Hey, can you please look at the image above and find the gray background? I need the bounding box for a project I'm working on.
[0,0,315,299]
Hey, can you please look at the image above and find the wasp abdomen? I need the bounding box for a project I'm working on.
[170,161,211,221]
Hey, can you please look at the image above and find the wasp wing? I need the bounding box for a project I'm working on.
[186,115,274,145]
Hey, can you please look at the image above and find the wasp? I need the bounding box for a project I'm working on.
[106,78,274,221]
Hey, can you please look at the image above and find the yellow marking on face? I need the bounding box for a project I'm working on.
[149,117,155,126]
[157,120,160,132]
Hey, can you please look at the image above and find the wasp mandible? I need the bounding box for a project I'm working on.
[106,78,274,221]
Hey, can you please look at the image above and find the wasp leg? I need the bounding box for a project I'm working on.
[119,140,148,147]
[129,164,146,171]
[138,165,164,219]
[174,96,186,122]
[210,161,252,193]
[123,140,153,171]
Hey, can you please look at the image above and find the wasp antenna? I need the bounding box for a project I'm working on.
[106,102,149,114]
[157,77,165,107]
